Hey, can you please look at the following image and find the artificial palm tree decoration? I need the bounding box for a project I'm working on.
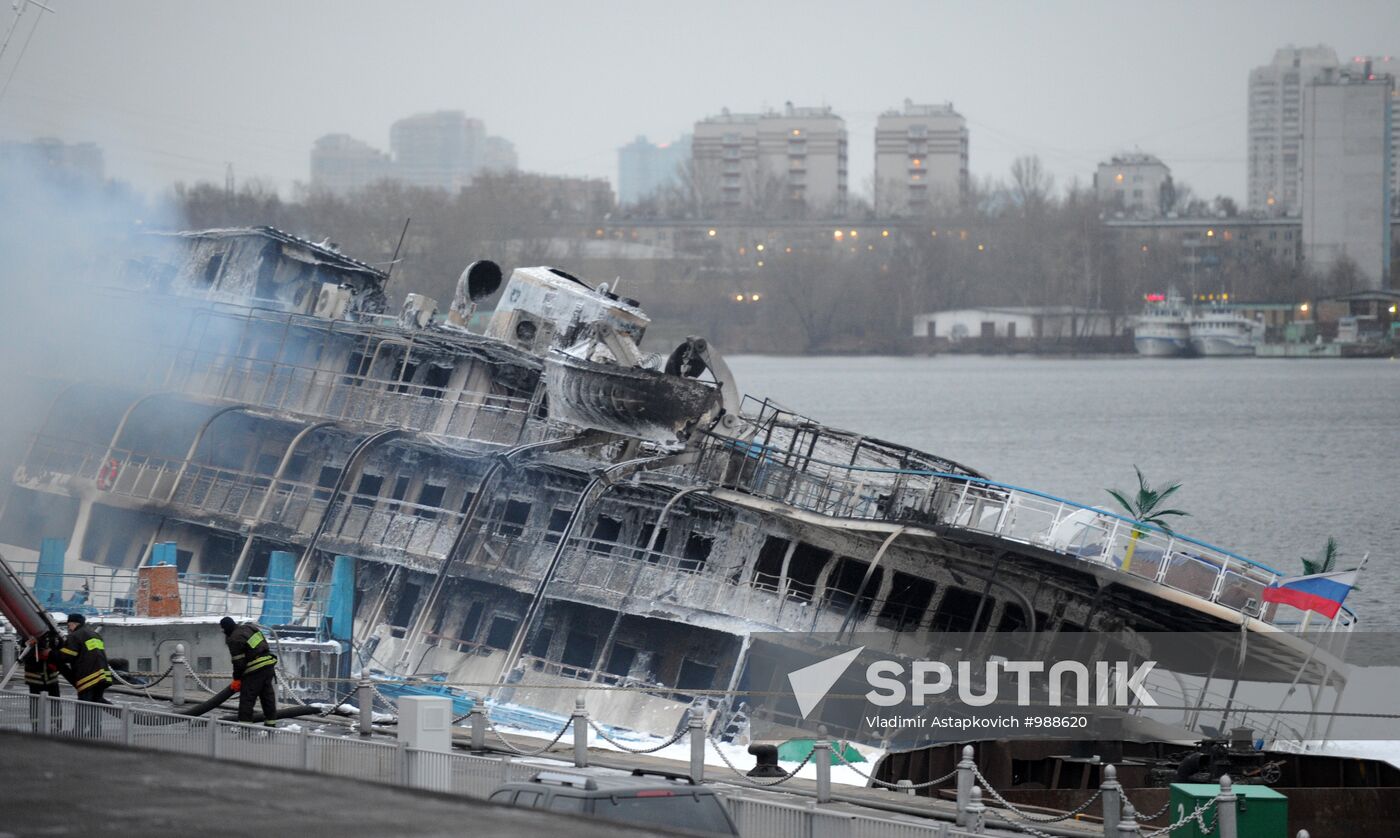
[1106,466,1189,572]
[1300,537,1339,576]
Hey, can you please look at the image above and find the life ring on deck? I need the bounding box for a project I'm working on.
[96,458,119,491]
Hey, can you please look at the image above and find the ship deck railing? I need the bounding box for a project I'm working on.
[689,430,1356,635]
[4,560,331,626]
[16,436,478,569]
[162,348,539,449]
[132,303,544,450]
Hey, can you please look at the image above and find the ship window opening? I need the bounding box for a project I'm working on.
[530,627,554,660]
[392,359,419,394]
[415,484,446,518]
[930,586,992,633]
[604,644,638,677]
[196,656,213,673]
[544,508,571,544]
[176,549,194,574]
[137,657,153,672]
[202,253,224,285]
[785,542,832,601]
[997,602,1029,632]
[589,515,623,554]
[315,465,340,501]
[286,453,309,481]
[980,321,995,339]
[343,351,370,385]
[456,602,485,651]
[877,572,935,631]
[389,475,411,512]
[633,524,670,561]
[421,363,452,399]
[752,536,790,591]
[458,491,476,515]
[352,473,383,508]
[103,530,134,567]
[677,659,718,693]
[823,557,881,617]
[498,500,532,538]
[562,631,597,669]
[254,452,280,476]
[681,533,714,572]
[389,582,421,634]
[485,616,518,650]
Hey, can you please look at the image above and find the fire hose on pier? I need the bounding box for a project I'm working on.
[4,548,319,723]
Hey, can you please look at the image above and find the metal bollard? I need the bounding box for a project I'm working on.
[1101,763,1121,837]
[688,699,707,784]
[1,633,14,669]
[39,693,52,735]
[896,778,916,796]
[814,740,832,803]
[170,643,187,707]
[357,678,373,737]
[572,696,589,768]
[955,744,975,826]
[1117,800,1141,834]
[1217,774,1238,838]
[470,703,486,752]
[965,785,986,834]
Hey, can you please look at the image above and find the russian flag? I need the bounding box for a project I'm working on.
[1262,570,1357,619]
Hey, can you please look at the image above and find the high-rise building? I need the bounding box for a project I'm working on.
[1301,63,1394,286]
[1349,55,1400,211]
[692,104,847,217]
[691,110,762,215]
[617,134,692,205]
[1248,46,1341,215]
[309,134,393,194]
[1094,153,1173,218]
[389,111,486,191]
[874,101,967,216]
[481,136,519,174]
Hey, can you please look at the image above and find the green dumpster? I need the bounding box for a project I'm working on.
[1168,783,1287,838]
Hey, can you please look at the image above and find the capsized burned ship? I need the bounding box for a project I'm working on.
[0,226,1358,754]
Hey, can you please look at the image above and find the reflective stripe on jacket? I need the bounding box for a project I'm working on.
[226,623,277,679]
[60,626,112,692]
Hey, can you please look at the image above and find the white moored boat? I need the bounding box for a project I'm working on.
[1133,290,1191,357]
[1190,308,1262,356]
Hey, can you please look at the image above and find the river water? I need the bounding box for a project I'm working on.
[727,355,1400,629]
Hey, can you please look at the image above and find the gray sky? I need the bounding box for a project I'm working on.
[1,1,1393,204]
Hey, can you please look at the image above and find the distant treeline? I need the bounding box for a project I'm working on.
[168,160,1369,354]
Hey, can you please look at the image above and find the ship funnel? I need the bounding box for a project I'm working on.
[462,260,503,302]
[446,260,503,328]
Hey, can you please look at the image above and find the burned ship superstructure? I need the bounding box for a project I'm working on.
[1,226,1355,738]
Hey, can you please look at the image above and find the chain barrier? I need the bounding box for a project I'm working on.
[1142,797,1217,838]
[829,745,959,790]
[274,669,308,707]
[1124,793,1173,822]
[586,717,689,754]
[973,765,1103,824]
[109,664,174,700]
[708,731,815,787]
[183,661,221,695]
[484,714,574,757]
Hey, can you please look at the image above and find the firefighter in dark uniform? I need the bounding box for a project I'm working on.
[220,616,278,727]
[23,631,62,731]
[57,613,112,736]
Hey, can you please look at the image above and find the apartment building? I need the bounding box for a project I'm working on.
[873,101,968,215]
